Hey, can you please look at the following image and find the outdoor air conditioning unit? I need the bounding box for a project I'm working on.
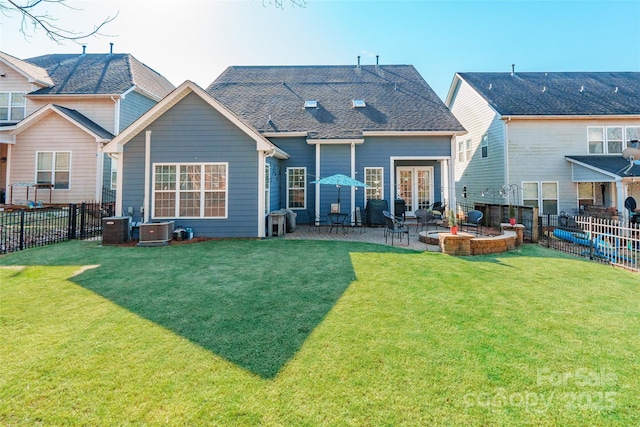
[138,221,174,245]
[102,216,130,245]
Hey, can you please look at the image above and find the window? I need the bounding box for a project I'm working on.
[587,127,604,154]
[0,92,26,121]
[541,182,558,215]
[364,167,383,201]
[606,127,623,154]
[457,140,465,162]
[589,126,640,154]
[465,139,472,161]
[287,167,306,209]
[110,159,117,190]
[626,126,640,146]
[153,163,227,218]
[578,182,594,209]
[264,164,270,214]
[522,182,539,208]
[522,181,558,215]
[481,134,488,158]
[36,152,70,189]
[352,99,366,108]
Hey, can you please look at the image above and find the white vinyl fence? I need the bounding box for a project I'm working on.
[540,214,640,272]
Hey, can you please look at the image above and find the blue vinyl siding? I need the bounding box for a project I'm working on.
[318,144,352,218]
[121,92,261,238]
[270,137,316,224]
[266,157,282,211]
[119,91,158,132]
[356,135,451,208]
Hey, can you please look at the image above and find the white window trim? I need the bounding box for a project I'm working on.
[587,126,605,155]
[465,138,472,162]
[541,181,559,215]
[286,166,306,210]
[152,162,228,219]
[35,151,71,190]
[0,92,27,122]
[457,140,465,162]
[110,159,117,191]
[481,134,489,159]
[588,125,640,155]
[364,167,384,202]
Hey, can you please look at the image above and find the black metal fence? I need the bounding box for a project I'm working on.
[458,202,538,242]
[539,213,640,272]
[0,202,114,254]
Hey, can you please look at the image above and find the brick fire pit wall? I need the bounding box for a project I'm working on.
[437,226,521,256]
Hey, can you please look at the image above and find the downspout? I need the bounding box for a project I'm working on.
[111,96,121,135]
[143,131,151,223]
[108,152,123,216]
[449,135,456,213]
[315,144,321,224]
[95,142,103,201]
[350,142,356,225]
[504,117,511,192]
[258,148,277,238]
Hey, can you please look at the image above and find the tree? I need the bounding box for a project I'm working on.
[262,0,308,9]
[1,0,117,43]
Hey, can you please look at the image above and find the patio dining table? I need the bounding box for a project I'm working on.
[327,212,349,233]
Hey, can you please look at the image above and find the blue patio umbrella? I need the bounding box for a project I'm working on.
[310,174,368,208]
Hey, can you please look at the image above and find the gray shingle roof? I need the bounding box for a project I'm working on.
[458,72,640,116]
[52,105,114,140]
[207,65,465,139]
[25,53,174,98]
[566,155,640,177]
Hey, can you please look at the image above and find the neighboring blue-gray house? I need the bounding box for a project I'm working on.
[103,65,465,238]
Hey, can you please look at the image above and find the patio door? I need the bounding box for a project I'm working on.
[396,166,433,216]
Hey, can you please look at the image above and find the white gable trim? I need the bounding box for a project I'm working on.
[103,80,287,157]
[0,52,53,87]
[11,104,110,142]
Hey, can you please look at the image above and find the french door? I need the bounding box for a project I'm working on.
[396,166,433,217]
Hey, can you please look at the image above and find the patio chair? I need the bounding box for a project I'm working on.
[429,202,446,219]
[463,210,483,235]
[307,209,327,232]
[351,206,367,233]
[415,208,437,232]
[382,210,409,246]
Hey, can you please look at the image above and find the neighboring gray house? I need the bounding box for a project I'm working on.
[0,49,174,204]
[103,64,465,238]
[446,71,640,217]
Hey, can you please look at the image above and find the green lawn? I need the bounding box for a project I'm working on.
[1,240,638,426]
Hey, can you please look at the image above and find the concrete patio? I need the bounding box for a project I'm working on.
[281,219,443,252]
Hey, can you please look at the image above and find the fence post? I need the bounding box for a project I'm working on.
[68,204,77,239]
[546,214,550,248]
[588,216,594,260]
[79,202,87,239]
[19,209,25,250]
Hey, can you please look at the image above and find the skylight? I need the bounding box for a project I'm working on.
[304,100,318,108]
[352,99,366,108]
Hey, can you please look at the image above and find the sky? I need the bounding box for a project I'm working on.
[1,0,639,101]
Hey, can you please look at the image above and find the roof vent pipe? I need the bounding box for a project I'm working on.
[81,45,86,56]
[376,55,379,67]
[357,55,361,69]
[109,42,114,56]
[511,64,515,76]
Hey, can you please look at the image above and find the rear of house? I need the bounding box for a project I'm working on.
[105,63,465,238]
